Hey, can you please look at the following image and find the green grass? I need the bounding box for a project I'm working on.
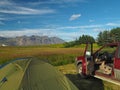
[37,54,78,66]
[20,43,65,48]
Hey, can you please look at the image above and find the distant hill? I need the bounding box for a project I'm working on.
[0,36,65,46]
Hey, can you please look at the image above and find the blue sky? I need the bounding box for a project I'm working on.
[0,0,120,41]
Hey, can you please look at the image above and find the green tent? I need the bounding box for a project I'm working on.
[0,58,78,90]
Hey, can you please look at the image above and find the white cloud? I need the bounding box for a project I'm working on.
[77,25,102,29]
[0,1,55,15]
[59,24,103,29]
[0,28,86,41]
[106,23,120,27]
[0,7,55,15]
[0,23,114,41]
[56,32,84,41]
[0,25,99,41]
[69,14,81,21]
[93,28,105,32]
[0,29,52,37]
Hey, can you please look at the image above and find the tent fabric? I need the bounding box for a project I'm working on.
[0,58,78,90]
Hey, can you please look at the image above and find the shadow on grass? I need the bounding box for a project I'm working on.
[66,74,104,90]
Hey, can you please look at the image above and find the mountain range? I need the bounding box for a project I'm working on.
[0,36,65,46]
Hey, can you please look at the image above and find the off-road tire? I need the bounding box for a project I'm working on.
[77,64,87,78]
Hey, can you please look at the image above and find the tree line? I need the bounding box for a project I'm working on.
[64,27,120,47]
[64,35,95,47]
[97,27,120,45]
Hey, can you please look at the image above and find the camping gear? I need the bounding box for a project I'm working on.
[0,58,78,90]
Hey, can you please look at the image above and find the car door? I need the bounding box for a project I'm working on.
[84,43,94,75]
[114,44,120,80]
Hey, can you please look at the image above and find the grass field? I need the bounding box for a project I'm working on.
[0,45,120,90]
[0,46,84,65]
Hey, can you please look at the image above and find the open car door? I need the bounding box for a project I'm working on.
[85,43,94,76]
[76,43,94,77]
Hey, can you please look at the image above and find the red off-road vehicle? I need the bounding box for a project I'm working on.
[75,43,120,85]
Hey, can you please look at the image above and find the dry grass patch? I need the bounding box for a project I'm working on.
[0,47,84,64]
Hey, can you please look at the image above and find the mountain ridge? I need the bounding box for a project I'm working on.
[0,35,65,46]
